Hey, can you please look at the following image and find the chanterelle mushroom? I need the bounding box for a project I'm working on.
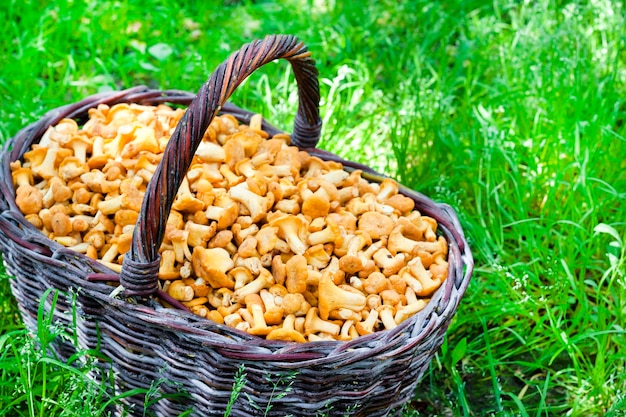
[266,314,306,343]
[229,181,273,223]
[318,270,366,320]
[358,211,394,240]
[15,184,43,215]
[192,247,235,289]
[268,214,309,255]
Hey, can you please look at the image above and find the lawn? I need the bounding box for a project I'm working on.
[1,0,625,415]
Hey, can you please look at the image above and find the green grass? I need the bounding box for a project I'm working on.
[1,0,626,415]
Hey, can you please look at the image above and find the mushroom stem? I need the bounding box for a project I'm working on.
[318,270,366,320]
[304,307,340,337]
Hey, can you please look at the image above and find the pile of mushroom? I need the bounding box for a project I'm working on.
[11,102,449,342]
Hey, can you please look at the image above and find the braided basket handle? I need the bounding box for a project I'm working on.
[120,35,322,295]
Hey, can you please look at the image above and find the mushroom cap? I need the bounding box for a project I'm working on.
[338,255,363,275]
[181,296,210,308]
[66,134,94,150]
[304,244,331,269]
[266,328,306,343]
[51,209,72,236]
[256,226,279,255]
[47,177,73,203]
[87,154,111,170]
[192,247,235,289]
[302,156,330,177]
[15,185,43,215]
[172,194,205,213]
[205,269,236,290]
[23,146,49,167]
[268,284,288,298]
[121,126,160,158]
[388,225,420,255]
[268,214,309,255]
[327,210,357,233]
[50,118,79,142]
[106,103,135,125]
[112,232,133,255]
[11,166,34,187]
[196,140,226,163]
[430,261,448,282]
[244,293,265,311]
[135,153,159,172]
[189,280,210,297]
[194,247,234,272]
[282,293,309,316]
[208,230,234,249]
[263,307,285,326]
[362,271,390,294]
[223,135,246,169]
[229,182,273,223]
[114,209,139,228]
[396,217,425,241]
[206,310,225,325]
[301,192,330,219]
[316,177,339,202]
[212,203,239,231]
[379,288,404,307]
[373,248,406,277]
[358,211,394,240]
[386,194,415,215]
[376,178,399,201]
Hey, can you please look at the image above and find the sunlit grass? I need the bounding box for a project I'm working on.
[1,0,625,415]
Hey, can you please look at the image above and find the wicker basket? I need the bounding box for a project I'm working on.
[0,35,473,416]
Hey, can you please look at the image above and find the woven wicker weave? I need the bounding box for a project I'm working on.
[0,35,473,416]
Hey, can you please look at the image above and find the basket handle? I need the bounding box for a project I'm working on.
[119,35,322,296]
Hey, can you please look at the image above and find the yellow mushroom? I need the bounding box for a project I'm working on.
[191,246,235,289]
[259,289,284,326]
[338,231,372,275]
[268,214,309,256]
[168,280,194,302]
[282,293,311,317]
[355,308,379,336]
[377,305,397,330]
[317,270,366,320]
[234,268,274,301]
[229,181,273,223]
[285,254,308,294]
[172,177,205,213]
[266,314,306,343]
[373,248,406,277]
[357,211,394,240]
[58,157,88,182]
[15,184,43,215]
[195,140,226,163]
[120,126,160,158]
[304,307,340,337]
[244,294,272,337]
